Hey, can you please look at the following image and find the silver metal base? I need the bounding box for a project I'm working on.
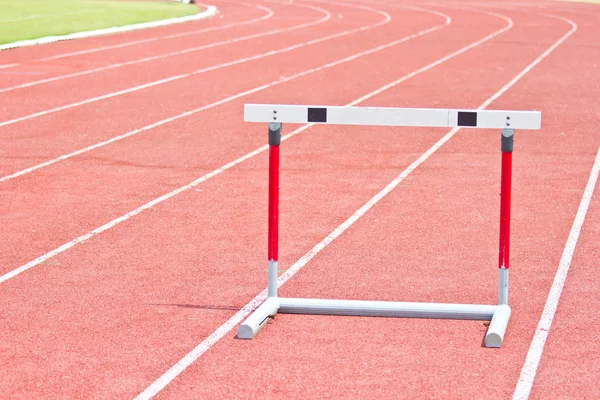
[268,260,278,297]
[237,297,279,339]
[484,304,511,348]
[238,297,511,347]
[499,268,509,305]
[279,298,496,320]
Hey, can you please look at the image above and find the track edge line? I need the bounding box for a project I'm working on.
[0,5,218,51]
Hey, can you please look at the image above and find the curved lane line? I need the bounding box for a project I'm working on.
[0,5,218,52]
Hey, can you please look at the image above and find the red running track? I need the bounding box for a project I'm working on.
[0,0,599,398]
[531,168,600,399]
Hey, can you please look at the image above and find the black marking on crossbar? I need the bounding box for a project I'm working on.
[307,107,327,123]
[457,111,477,127]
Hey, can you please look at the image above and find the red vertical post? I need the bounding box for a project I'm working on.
[268,145,280,262]
[498,151,512,269]
[267,122,282,298]
[498,128,513,305]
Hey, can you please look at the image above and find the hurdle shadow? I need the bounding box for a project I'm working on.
[147,303,241,311]
[149,303,258,340]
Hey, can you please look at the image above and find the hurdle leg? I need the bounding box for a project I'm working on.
[267,121,281,298]
[238,122,282,339]
[485,128,514,348]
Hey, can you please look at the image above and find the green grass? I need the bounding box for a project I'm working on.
[0,0,200,45]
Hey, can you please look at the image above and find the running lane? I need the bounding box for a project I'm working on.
[0,4,538,399]
[527,165,600,399]
[511,5,600,399]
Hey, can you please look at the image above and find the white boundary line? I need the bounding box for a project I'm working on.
[0,6,218,51]
[0,1,378,127]
[0,2,272,68]
[135,10,579,399]
[0,2,396,182]
[0,4,278,93]
[0,63,19,70]
[513,146,600,399]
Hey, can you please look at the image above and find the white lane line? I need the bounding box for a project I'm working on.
[136,9,580,399]
[0,2,394,182]
[0,4,284,93]
[0,6,219,52]
[512,146,599,400]
[132,9,522,399]
[0,3,450,278]
[0,63,19,70]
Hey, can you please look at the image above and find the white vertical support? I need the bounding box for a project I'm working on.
[268,260,278,298]
[499,268,509,305]
[487,268,511,347]
[485,304,511,348]
[237,297,280,339]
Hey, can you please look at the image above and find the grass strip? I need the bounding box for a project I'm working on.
[0,0,200,45]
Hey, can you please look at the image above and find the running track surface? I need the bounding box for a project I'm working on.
[0,0,599,398]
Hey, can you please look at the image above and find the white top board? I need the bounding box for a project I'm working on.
[244,104,541,130]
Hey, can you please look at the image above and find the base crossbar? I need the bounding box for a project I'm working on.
[279,298,496,319]
[238,297,511,347]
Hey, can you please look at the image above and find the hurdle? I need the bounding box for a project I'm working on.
[237,104,541,348]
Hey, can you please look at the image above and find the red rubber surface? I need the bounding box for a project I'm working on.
[531,180,600,399]
[0,0,598,398]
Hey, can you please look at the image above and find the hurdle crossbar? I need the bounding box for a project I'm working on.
[244,104,541,129]
[238,104,541,348]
